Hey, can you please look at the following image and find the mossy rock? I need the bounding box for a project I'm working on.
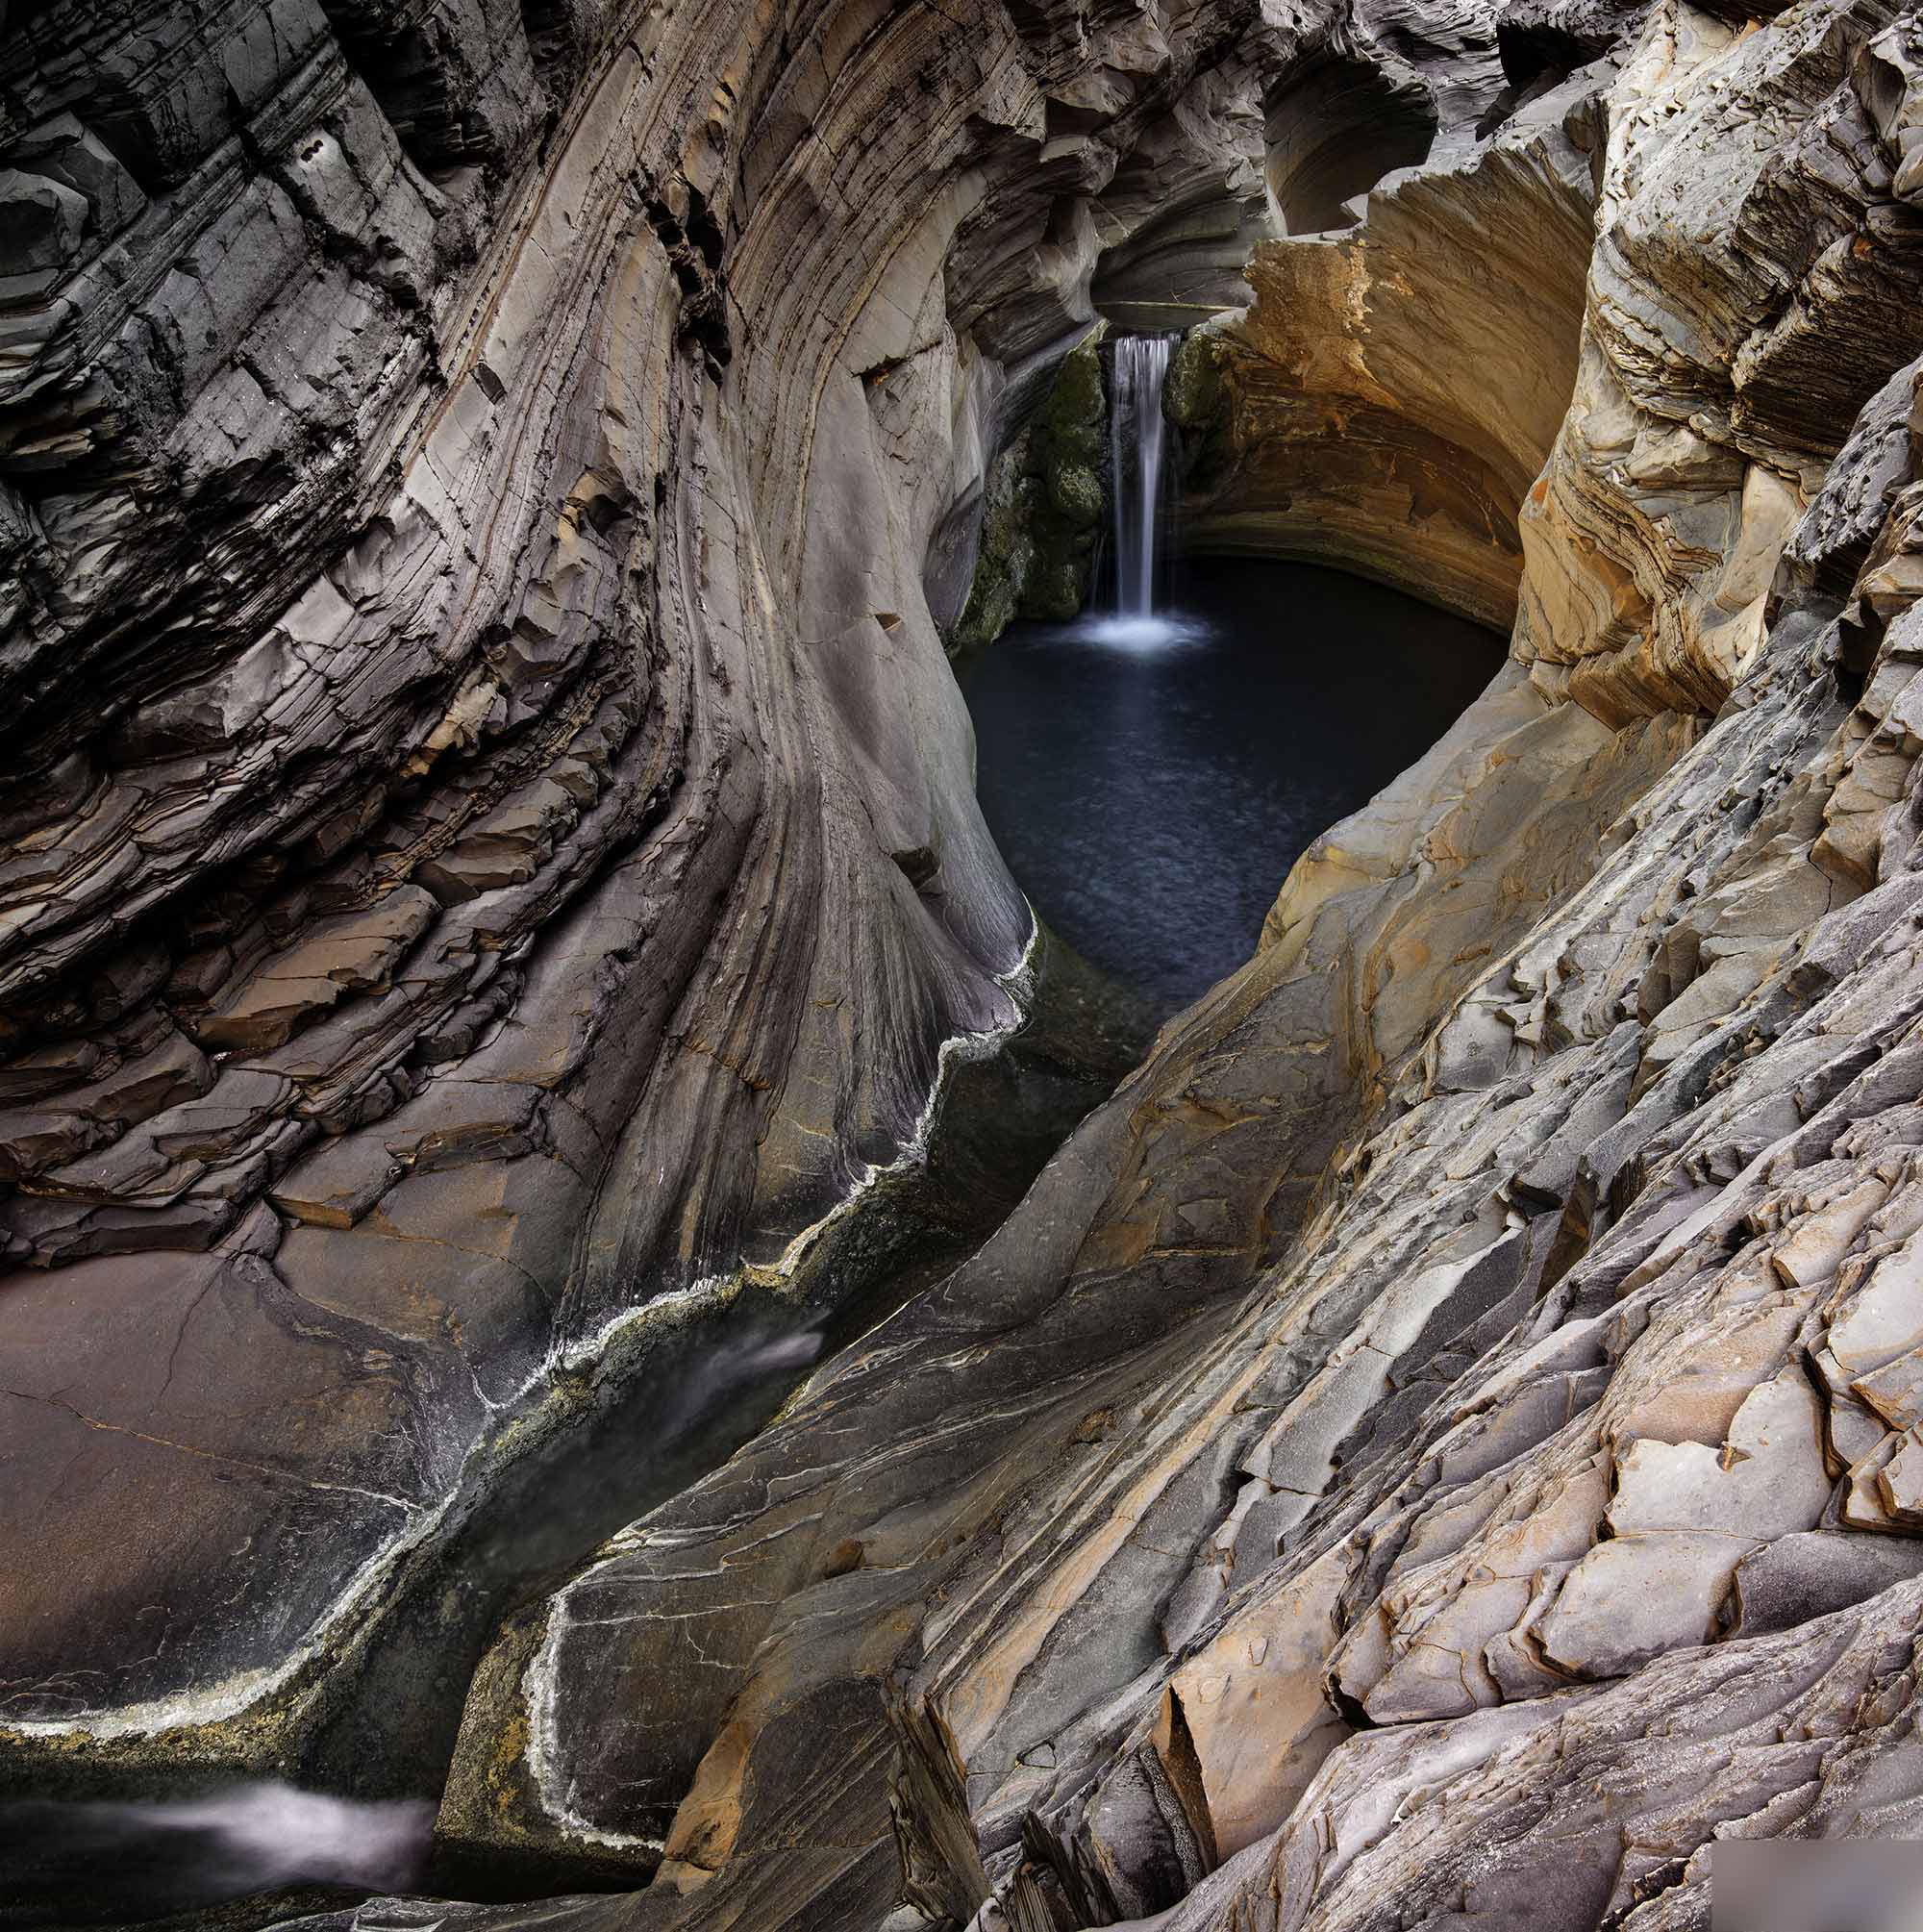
[948,327,1111,647]
[1047,459,1104,530]
[953,519,1037,650]
[952,544,1023,650]
[1042,331,1108,470]
[1022,551,1086,621]
[1163,328,1225,430]
[1165,321,1236,493]
[950,442,1039,652]
[1024,329,1109,610]
[1019,493,1095,621]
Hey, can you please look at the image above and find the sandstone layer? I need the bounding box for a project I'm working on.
[9,0,1923,1929]
[1167,47,1603,632]
[0,0,1267,1784]
[330,1,1923,1926]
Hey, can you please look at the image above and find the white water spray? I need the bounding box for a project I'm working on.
[1,1781,435,1913]
[1086,334,1194,651]
[1109,334,1174,621]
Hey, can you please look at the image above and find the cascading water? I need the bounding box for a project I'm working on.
[1110,335,1170,616]
[1098,334,1185,647]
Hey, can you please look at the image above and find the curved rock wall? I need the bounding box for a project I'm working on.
[1170,35,1602,631]
[1518,0,1923,720]
[321,3,1923,1928]
[0,0,1273,1775]
[1262,43,1439,235]
[12,0,1923,1929]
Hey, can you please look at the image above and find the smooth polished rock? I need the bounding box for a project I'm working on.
[0,0,1271,1782]
[17,1,1923,1930]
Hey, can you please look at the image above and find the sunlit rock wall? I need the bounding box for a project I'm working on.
[1517,0,1923,721]
[397,4,1923,1929]
[1171,38,1604,631]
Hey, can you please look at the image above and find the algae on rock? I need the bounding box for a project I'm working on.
[950,426,1040,652]
[951,327,1110,648]
[1164,315,1233,493]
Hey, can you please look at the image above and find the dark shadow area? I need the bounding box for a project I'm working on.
[0,935,1146,1931]
[1474,24,1600,137]
[960,557,1506,1016]
[1088,185,1268,335]
[1263,51,1437,235]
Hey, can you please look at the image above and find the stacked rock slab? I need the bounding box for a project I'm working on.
[0,0,1285,1780]
[353,3,1923,1929]
[12,0,1923,1929]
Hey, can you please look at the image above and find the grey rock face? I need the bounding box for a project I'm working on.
[14,0,1923,1930]
[0,0,1268,1778]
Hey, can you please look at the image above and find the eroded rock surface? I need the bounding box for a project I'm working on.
[0,0,1269,1781]
[12,0,1923,1927]
[316,1,1923,1927]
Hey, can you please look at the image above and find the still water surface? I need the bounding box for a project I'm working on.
[961,558,1506,1016]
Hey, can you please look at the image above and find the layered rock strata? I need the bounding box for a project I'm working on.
[359,2,1923,1928]
[0,0,1270,1782]
[1168,49,1603,632]
[12,0,1923,1930]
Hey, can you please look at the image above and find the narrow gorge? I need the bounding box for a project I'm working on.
[4,0,1923,1926]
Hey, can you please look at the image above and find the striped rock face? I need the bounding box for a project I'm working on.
[0,0,1279,1796]
[11,1,1923,1930]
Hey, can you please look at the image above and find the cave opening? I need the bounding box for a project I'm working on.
[1263,49,1439,236]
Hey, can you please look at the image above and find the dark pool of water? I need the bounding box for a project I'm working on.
[960,557,1505,1017]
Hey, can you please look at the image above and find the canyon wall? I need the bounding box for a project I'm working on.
[8,0,1923,1929]
[375,2,1923,1928]
[1169,47,1602,631]
[0,0,1268,1781]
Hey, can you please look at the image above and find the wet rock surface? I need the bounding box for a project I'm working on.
[11,0,1923,1928]
[950,330,1111,650]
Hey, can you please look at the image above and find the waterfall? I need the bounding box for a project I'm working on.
[1109,334,1175,621]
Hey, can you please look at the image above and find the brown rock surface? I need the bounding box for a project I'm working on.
[11,0,1923,1929]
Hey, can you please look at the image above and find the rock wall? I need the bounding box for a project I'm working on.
[282,1,1923,1928]
[0,0,1276,1782]
[12,0,1923,1929]
[1169,41,1605,632]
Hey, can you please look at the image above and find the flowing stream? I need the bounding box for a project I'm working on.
[0,943,1145,1927]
